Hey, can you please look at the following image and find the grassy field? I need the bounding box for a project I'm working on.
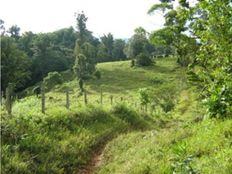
[1,57,231,174]
[11,57,186,116]
[2,58,181,173]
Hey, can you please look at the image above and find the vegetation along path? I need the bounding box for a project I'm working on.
[79,88,196,174]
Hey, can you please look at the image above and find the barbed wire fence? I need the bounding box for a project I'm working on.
[2,84,155,116]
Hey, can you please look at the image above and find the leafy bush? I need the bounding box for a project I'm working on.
[205,81,232,118]
[43,71,63,91]
[149,77,164,85]
[136,53,153,66]
[130,59,135,67]
[160,95,176,113]
[138,88,151,106]
[186,1,232,118]
[94,70,101,80]
[112,104,150,129]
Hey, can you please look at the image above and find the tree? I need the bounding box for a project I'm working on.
[30,34,69,85]
[18,31,36,57]
[148,0,197,66]
[73,12,98,91]
[101,33,114,59]
[73,54,87,78]
[149,0,232,117]
[112,39,126,60]
[0,19,5,36]
[8,25,20,40]
[187,0,232,118]
[134,27,147,37]
[52,27,78,49]
[1,36,31,92]
[124,28,153,66]
[149,27,174,56]
[175,34,198,66]
[97,43,108,62]
[75,11,88,45]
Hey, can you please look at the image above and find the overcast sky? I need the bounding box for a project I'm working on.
[0,0,164,38]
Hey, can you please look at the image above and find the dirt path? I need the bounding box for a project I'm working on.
[78,142,106,174]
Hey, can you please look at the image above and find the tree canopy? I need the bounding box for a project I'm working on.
[149,0,232,117]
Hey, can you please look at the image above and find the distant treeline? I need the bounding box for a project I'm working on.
[0,20,128,92]
[1,12,172,93]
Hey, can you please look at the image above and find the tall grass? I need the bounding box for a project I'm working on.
[1,103,153,174]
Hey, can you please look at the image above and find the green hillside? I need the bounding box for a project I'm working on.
[1,58,232,174]
[98,90,232,174]
[2,1,231,174]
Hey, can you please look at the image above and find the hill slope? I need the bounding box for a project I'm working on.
[1,58,231,174]
[97,90,232,174]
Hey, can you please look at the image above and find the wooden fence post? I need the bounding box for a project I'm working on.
[5,84,13,115]
[66,90,70,109]
[145,104,148,112]
[0,91,3,105]
[150,105,153,115]
[15,94,18,101]
[84,91,87,105]
[100,91,103,104]
[110,95,113,105]
[41,85,45,114]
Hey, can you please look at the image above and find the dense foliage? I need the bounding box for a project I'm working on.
[0,14,127,94]
[190,0,232,118]
[149,0,232,118]
[1,36,31,91]
[124,27,154,66]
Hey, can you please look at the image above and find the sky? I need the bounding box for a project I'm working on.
[0,0,165,38]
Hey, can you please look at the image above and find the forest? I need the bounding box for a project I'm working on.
[1,0,232,174]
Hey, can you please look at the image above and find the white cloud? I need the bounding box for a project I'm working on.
[0,0,164,38]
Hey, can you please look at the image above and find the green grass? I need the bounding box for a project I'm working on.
[97,90,232,174]
[10,57,185,116]
[3,58,181,173]
[2,57,231,174]
[98,119,232,174]
[1,104,154,174]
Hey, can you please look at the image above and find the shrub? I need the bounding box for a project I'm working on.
[205,81,232,118]
[160,96,175,113]
[130,59,135,67]
[149,77,164,85]
[43,72,63,91]
[94,70,101,80]
[135,53,153,66]
[112,104,150,129]
[138,88,150,106]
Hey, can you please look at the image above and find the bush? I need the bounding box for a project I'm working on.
[94,70,101,80]
[130,59,135,67]
[136,53,153,66]
[149,77,165,85]
[43,72,63,91]
[160,96,175,113]
[138,88,150,106]
[206,81,232,118]
[112,104,150,129]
